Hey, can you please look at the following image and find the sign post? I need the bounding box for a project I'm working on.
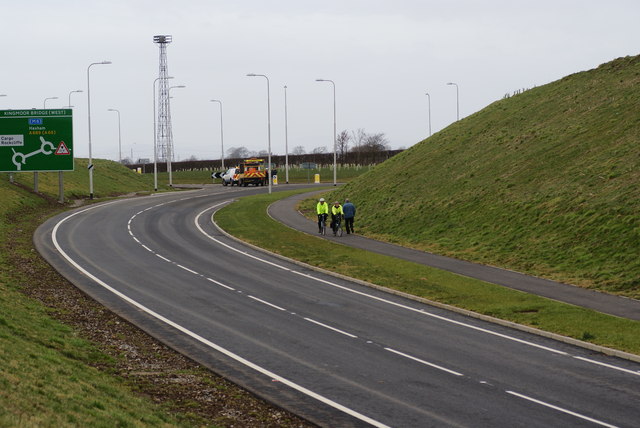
[0,109,73,201]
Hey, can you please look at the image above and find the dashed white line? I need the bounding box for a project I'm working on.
[248,295,287,311]
[177,264,199,275]
[206,277,235,291]
[506,391,619,428]
[384,347,464,376]
[155,254,172,263]
[304,317,358,338]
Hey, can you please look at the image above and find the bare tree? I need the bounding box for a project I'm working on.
[363,132,390,152]
[350,131,390,153]
[336,130,351,162]
[291,145,306,155]
[351,128,367,153]
[312,146,327,154]
[227,146,250,159]
[257,149,269,157]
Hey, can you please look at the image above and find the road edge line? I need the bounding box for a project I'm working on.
[210,200,640,364]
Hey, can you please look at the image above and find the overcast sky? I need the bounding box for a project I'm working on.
[1,0,638,162]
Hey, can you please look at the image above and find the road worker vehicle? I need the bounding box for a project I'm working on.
[237,158,268,186]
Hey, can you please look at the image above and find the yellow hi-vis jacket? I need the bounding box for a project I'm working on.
[317,202,329,215]
[331,204,343,216]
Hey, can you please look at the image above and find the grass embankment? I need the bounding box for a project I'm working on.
[215,190,640,355]
[0,166,180,426]
[329,55,640,299]
[1,160,308,427]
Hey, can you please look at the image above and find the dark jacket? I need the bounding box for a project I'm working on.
[342,202,356,218]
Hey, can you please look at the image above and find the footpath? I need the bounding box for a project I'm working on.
[268,191,640,321]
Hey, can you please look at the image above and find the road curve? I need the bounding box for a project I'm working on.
[35,185,640,427]
[269,190,640,322]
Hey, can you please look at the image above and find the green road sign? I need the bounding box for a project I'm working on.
[0,109,73,172]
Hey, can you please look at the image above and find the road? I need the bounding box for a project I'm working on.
[35,185,640,427]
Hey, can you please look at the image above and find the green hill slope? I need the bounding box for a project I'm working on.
[331,55,640,298]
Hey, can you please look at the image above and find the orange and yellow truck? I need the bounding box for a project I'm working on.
[237,158,268,187]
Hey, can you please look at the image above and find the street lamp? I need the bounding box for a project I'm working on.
[43,97,58,108]
[153,76,174,191]
[246,73,272,194]
[67,90,83,108]
[425,92,432,137]
[446,82,459,121]
[316,79,337,186]
[283,85,289,184]
[107,108,122,163]
[87,60,112,199]
[167,84,186,187]
[210,99,225,170]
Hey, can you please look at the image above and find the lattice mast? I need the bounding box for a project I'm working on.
[154,35,173,163]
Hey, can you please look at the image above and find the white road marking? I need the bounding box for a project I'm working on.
[248,295,287,311]
[573,356,640,377]
[196,205,571,357]
[384,348,464,376]
[304,318,358,338]
[155,254,172,263]
[51,202,392,428]
[506,391,619,428]
[206,277,235,291]
[177,264,199,275]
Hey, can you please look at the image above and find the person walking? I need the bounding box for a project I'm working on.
[343,198,356,234]
[330,201,344,236]
[316,197,329,233]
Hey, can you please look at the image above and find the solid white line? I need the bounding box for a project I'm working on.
[248,295,287,311]
[196,205,575,357]
[506,391,619,428]
[384,348,464,376]
[304,318,358,338]
[51,206,391,428]
[573,356,640,377]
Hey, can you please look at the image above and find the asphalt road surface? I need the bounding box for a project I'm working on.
[35,185,640,427]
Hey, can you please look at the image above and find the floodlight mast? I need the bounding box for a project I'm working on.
[154,34,174,187]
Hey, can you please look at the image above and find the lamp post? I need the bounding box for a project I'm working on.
[67,90,83,108]
[107,108,122,163]
[87,60,112,199]
[316,79,337,186]
[425,92,432,137]
[153,76,174,191]
[246,73,272,194]
[284,85,289,184]
[167,84,185,187]
[446,82,459,121]
[210,99,225,170]
[43,97,58,108]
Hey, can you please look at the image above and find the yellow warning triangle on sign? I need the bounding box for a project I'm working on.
[55,141,70,155]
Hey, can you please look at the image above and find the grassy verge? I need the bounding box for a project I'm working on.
[215,190,640,356]
[0,164,310,427]
[0,199,183,426]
